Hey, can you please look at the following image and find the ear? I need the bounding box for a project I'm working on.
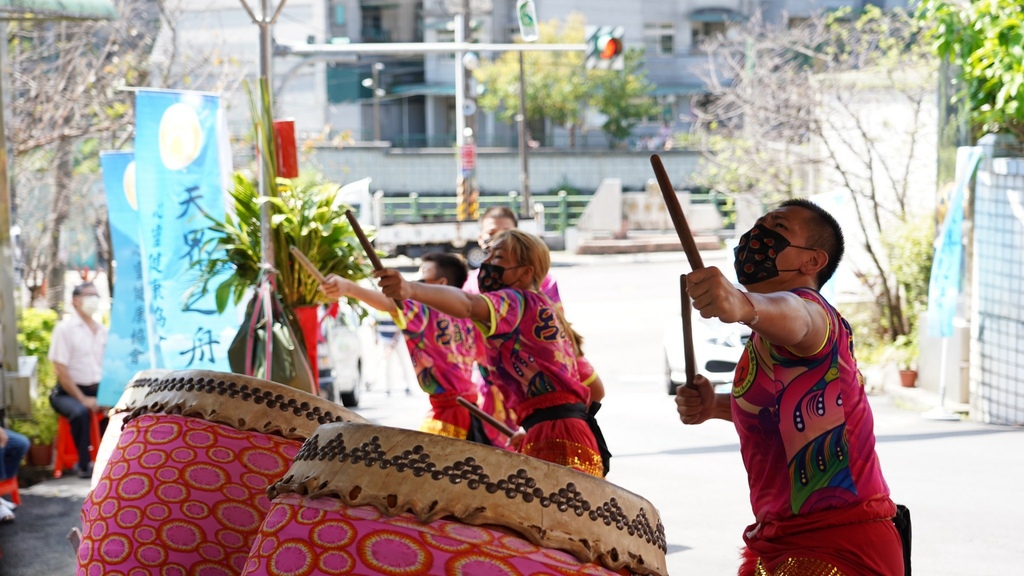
[437,277,449,286]
[801,250,828,277]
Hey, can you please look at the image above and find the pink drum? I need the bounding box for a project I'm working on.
[76,370,369,576]
[241,422,668,576]
[92,369,172,490]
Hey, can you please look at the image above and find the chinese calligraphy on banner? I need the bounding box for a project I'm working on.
[133,89,237,372]
[97,151,155,406]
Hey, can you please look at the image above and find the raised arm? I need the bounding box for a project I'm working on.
[375,269,492,323]
[686,267,828,357]
[322,274,396,315]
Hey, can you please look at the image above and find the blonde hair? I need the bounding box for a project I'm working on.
[491,229,582,356]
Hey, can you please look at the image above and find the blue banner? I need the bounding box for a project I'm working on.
[134,90,236,371]
[927,146,984,338]
[97,151,155,406]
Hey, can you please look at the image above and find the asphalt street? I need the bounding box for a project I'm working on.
[1,250,1021,575]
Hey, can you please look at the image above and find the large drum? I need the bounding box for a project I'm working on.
[241,422,668,576]
[76,370,369,576]
[91,369,173,490]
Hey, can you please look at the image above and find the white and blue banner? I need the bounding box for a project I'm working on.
[927,146,984,338]
[97,151,156,406]
[134,89,236,371]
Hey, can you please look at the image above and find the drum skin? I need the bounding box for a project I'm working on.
[256,422,668,576]
[77,370,368,576]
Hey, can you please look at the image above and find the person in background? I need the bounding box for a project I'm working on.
[48,282,108,479]
[464,206,606,454]
[322,252,490,444]
[0,427,29,522]
[378,229,609,477]
[676,199,904,575]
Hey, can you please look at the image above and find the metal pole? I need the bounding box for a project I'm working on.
[517,52,531,218]
[258,0,275,270]
[454,11,466,151]
[372,63,382,141]
[0,22,19,383]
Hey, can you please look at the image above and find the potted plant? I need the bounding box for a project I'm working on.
[10,389,59,467]
[891,334,919,388]
[189,80,373,387]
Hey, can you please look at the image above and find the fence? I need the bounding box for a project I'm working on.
[378,188,736,234]
[971,146,1024,425]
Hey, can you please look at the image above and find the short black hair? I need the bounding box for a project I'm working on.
[72,282,97,297]
[481,206,517,226]
[421,252,469,288]
[779,198,844,287]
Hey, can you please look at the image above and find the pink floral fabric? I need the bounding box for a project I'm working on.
[77,414,301,576]
[240,494,626,576]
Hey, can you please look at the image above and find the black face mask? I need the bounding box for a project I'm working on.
[477,263,524,293]
[733,223,813,285]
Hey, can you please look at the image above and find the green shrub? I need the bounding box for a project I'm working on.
[17,307,58,362]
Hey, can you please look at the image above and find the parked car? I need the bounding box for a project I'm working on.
[663,309,751,395]
[317,302,380,407]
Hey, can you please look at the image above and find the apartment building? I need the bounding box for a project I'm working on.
[161,0,908,147]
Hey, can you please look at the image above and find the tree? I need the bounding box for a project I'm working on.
[588,48,660,148]
[473,12,656,148]
[689,7,938,343]
[918,0,1024,142]
[7,0,245,309]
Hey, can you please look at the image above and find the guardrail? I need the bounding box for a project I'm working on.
[379,190,734,233]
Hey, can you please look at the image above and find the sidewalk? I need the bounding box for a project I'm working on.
[0,467,88,575]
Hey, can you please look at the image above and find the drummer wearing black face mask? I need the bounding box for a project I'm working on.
[675,199,906,576]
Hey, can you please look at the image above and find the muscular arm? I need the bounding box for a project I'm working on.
[687,267,828,357]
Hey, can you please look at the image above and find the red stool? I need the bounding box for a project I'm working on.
[0,477,19,506]
[54,412,102,479]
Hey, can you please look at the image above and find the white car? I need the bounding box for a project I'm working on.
[663,310,751,395]
[317,302,380,407]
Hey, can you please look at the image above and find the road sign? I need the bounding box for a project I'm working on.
[516,0,539,42]
[460,143,477,171]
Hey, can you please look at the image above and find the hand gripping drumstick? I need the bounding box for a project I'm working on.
[651,154,703,390]
[343,209,407,329]
[289,246,328,285]
[456,396,516,438]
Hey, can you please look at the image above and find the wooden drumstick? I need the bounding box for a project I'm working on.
[289,246,328,285]
[651,154,705,271]
[343,209,407,328]
[651,154,704,390]
[344,209,386,271]
[680,274,698,388]
[457,396,516,438]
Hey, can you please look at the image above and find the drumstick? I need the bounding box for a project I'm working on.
[457,396,516,438]
[344,209,386,270]
[651,154,703,390]
[289,246,328,285]
[651,154,705,271]
[343,209,407,329]
[681,274,697,388]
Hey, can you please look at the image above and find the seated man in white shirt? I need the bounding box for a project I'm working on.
[47,282,108,478]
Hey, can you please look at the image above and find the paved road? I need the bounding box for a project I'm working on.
[2,252,1022,575]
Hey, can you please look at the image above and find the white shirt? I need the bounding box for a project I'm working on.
[47,312,107,385]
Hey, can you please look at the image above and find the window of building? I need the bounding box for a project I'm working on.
[643,22,675,56]
[689,8,738,51]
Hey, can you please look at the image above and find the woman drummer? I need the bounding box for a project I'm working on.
[376,229,608,478]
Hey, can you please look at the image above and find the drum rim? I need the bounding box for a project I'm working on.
[271,421,668,576]
[124,369,370,439]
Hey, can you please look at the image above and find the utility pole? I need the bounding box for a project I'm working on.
[517,52,530,217]
[238,0,286,272]
[372,62,384,141]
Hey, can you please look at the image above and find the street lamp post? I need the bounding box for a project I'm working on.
[372,62,384,141]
